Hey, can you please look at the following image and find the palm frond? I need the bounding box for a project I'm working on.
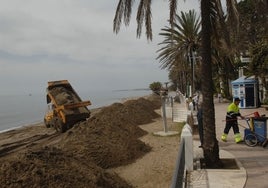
[145,0,152,40]
[136,0,145,38]
[169,0,178,27]
[157,10,201,70]
[113,0,134,34]
[226,0,239,29]
[136,0,152,40]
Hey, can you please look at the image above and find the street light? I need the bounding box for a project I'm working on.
[189,51,201,97]
[188,51,197,97]
[191,50,196,96]
[161,82,169,133]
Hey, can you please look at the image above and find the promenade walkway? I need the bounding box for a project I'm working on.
[165,93,268,187]
[215,101,268,188]
[189,99,268,188]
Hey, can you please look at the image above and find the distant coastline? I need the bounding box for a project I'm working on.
[112,88,150,92]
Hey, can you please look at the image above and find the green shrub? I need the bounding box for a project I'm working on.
[149,82,162,95]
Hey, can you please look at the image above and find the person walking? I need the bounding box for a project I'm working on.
[221,97,244,143]
[196,92,203,147]
[218,93,222,103]
[195,92,204,148]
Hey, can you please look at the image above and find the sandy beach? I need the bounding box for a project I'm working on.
[0,94,182,188]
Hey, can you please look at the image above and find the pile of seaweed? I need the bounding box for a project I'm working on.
[0,95,161,188]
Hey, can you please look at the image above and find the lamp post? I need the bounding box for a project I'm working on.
[189,51,196,97]
[153,81,179,137]
[192,50,196,96]
[161,82,169,133]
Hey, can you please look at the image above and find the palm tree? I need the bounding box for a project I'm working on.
[168,59,190,94]
[113,0,239,168]
[200,0,222,167]
[249,42,268,98]
[157,10,201,96]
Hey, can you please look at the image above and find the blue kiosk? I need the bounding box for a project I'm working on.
[231,76,259,108]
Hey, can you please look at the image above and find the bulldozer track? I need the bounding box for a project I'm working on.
[0,132,60,158]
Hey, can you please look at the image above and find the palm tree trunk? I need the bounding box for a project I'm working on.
[201,0,223,168]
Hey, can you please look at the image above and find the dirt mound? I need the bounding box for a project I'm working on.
[0,146,130,188]
[0,95,161,188]
[59,96,161,169]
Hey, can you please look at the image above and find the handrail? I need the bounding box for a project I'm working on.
[170,138,186,188]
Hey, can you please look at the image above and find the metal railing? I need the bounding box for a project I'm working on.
[170,138,186,188]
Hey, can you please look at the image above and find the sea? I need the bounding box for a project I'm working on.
[0,89,151,133]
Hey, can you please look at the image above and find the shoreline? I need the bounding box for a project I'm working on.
[0,120,43,134]
[0,94,154,134]
[0,90,153,133]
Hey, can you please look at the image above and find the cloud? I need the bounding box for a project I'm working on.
[0,0,198,95]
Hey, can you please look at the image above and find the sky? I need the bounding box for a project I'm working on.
[0,0,199,95]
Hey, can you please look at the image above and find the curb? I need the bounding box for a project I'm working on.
[189,141,247,188]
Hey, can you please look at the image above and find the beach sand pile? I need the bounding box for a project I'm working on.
[0,95,162,188]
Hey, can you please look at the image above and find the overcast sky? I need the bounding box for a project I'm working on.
[0,0,199,95]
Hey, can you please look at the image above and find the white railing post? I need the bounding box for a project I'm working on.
[181,123,193,171]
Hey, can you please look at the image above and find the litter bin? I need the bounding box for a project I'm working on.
[253,117,268,142]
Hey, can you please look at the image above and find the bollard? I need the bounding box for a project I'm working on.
[161,96,168,133]
[181,123,193,171]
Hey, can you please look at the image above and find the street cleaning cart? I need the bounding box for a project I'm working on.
[243,113,268,147]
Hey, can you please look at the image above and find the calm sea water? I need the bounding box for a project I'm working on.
[0,89,151,132]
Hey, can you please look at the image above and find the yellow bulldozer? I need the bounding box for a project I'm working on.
[44,80,91,132]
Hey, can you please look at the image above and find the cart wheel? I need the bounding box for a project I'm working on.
[245,133,258,147]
